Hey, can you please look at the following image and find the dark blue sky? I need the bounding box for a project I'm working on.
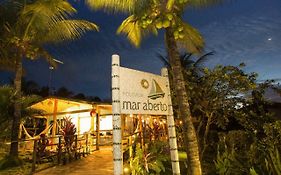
[1,0,281,100]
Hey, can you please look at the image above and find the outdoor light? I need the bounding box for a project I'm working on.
[90,109,96,116]
[123,164,131,175]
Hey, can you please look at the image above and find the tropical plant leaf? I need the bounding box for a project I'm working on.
[187,0,224,8]
[117,15,158,47]
[177,22,204,53]
[117,15,142,47]
[157,53,171,68]
[42,20,99,43]
[86,0,136,13]
[167,0,176,10]
[193,51,214,67]
[18,0,77,39]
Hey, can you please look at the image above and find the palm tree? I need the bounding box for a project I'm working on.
[86,1,220,174]
[0,0,98,159]
[0,85,42,140]
[158,51,214,76]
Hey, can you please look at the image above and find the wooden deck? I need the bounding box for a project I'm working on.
[34,147,113,175]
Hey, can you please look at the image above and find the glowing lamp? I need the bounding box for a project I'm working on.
[90,109,96,116]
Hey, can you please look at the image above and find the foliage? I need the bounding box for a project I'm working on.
[182,63,257,160]
[0,155,23,170]
[62,117,76,148]
[0,0,98,158]
[128,142,169,175]
[187,64,257,128]
[1,0,99,69]
[85,0,224,52]
[0,85,41,139]
[214,120,281,175]
[61,116,77,163]
[214,131,252,175]
[36,134,51,162]
[20,79,102,101]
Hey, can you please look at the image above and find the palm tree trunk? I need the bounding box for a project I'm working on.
[165,28,202,175]
[10,57,22,158]
[201,114,212,160]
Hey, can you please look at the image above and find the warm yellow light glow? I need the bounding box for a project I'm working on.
[123,164,131,175]
[124,167,130,173]
[100,115,113,130]
[179,120,182,124]
[79,117,91,134]
[130,114,133,118]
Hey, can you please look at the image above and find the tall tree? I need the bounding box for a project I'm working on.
[0,0,98,159]
[86,0,220,174]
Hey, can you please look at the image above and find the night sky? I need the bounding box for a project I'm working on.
[1,0,281,100]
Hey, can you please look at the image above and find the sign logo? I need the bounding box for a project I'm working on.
[141,79,149,89]
[148,79,165,100]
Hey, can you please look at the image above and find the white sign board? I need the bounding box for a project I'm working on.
[119,67,169,115]
[111,55,180,175]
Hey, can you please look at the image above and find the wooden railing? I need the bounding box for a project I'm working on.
[18,133,90,174]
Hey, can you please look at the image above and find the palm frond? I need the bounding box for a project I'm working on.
[117,15,157,47]
[22,0,76,18]
[37,48,58,69]
[177,22,204,54]
[156,53,171,68]
[167,0,176,10]
[18,0,77,40]
[42,20,99,43]
[181,52,193,67]
[86,0,136,13]
[0,58,16,72]
[193,51,214,67]
[117,15,142,47]
[187,0,224,8]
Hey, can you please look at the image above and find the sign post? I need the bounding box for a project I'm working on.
[111,55,123,175]
[161,68,180,175]
[111,54,180,175]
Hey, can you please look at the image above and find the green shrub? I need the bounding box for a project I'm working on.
[0,156,23,170]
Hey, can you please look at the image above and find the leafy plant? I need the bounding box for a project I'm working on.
[0,85,41,140]
[61,117,77,162]
[129,142,169,175]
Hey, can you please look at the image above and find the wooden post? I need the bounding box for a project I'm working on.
[138,115,144,148]
[75,135,78,159]
[112,54,123,175]
[46,117,50,136]
[161,68,181,175]
[51,99,58,147]
[77,117,81,135]
[86,133,89,154]
[31,139,38,173]
[96,108,100,151]
[57,136,62,164]
[90,106,95,147]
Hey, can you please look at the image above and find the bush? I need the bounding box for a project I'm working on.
[0,156,23,170]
